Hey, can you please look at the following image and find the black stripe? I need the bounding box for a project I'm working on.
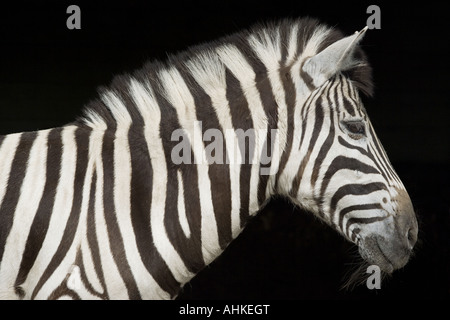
[153,77,206,264]
[278,22,290,66]
[299,60,316,91]
[256,76,278,206]
[128,124,182,297]
[179,167,205,265]
[84,98,117,131]
[0,131,37,265]
[48,281,81,300]
[290,95,324,197]
[258,127,277,201]
[274,70,296,192]
[337,136,370,157]
[311,87,337,218]
[311,84,335,188]
[370,127,399,184]
[338,203,383,233]
[179,66,233,250]
[301,85,322,120]
[329,182,388,223]
[31,127,90,299]
[102,127,141,300]
[85,168,107,298]
[346,216,388,237]
[339,129,394,184]
[164,169,200,271]
[75,248,102,299]
[128,125,182,297]
[337,135,388,182]
[319,156,379,200]
[367,124,396,182]
[341,77,357,117]
[108,75,145,128]
[153,81,206,294]
[240,38,279,209]
[368,145,392,182]
[15,128,63,291]
[225,68,254,227]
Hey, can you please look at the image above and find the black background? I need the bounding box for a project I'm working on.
[0,0,448,300]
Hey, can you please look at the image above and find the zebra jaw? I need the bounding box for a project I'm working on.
[354,194,418,274]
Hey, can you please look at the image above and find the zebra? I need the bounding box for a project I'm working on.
[0,17,418,299]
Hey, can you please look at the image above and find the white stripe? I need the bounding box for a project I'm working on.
[128,78,157,120]
[82,109,108,130]
[278,39,331,196]
[0,130,49,292]
[300,25,331,61]
[247,27,282,73]
[65,265,101,299]
[106,93,169,299]
[339,192,390,229]
[159,67,221,264]
[184,53,242,238]
[0,133,21,298]
[80,130,104,295]
[0,133,21,207]
[177,170,190,239]
[130,78,195,287]
[91,128,129,299]
[297,85,337,201]
[286,23,300,65]
[248,28,288,195]
[37,126,96,299]
[102,91,133,127]
[217,44,267,215]
[93,129,129,299]
[23,126,77,298]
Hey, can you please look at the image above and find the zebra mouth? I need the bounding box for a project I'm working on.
[374,240,395,273]
[359,236,394,274]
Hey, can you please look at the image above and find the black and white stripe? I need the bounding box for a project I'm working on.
[0,18,416,299]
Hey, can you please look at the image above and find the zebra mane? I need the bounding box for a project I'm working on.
[77,17,373,130]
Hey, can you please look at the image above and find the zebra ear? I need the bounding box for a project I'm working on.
[302,26,368,87]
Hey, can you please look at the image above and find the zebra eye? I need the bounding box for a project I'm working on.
[343,120,366,139]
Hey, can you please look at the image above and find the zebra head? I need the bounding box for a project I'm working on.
[280,26,418,274]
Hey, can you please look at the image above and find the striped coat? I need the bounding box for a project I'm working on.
[0,17,417,299]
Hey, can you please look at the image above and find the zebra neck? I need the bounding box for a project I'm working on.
[151,83,286,291]
[165,60,309,287]
[77,30,312,293]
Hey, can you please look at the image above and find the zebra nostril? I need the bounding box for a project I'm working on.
[406,226,418,249]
